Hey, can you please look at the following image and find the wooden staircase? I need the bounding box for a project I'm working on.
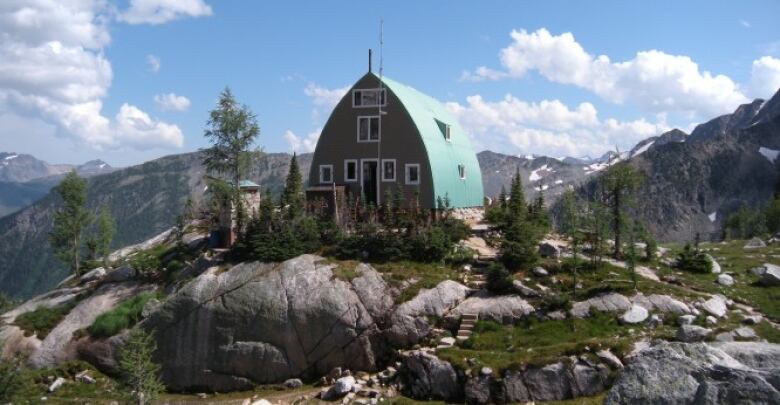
[456,313,479,341]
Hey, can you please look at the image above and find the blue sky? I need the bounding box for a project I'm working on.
[1,0,779,166]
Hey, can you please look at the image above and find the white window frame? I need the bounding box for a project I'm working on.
[357,115,380,143]
[458,164,466,180]
[381,159,396,182]
[344,159,358,182]
[405,163,420,185]
[319,164,334,184]
[352,88,387,108]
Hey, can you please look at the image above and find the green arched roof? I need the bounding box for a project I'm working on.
[379,75,484,208]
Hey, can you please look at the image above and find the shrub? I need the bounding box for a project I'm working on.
[14,302,76,339]
[539,294,571,313]
[409,227,452,262]
[500,222,541,270]
[676,243,712,274]
[0,341,24,401]
[486,263,514,294]
[644,238,658,261]
[118,328,165,404]
[88,292,160,339]
[129,252,162,280]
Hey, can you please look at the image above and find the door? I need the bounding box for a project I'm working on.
[361,160,378,206]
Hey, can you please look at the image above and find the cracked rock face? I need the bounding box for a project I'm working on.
[605,341,780,404]
[385,280,470,348]
[142,255,393,391]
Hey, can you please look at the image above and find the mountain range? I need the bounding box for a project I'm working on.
[0,88,779,298]
[0,153,114,217]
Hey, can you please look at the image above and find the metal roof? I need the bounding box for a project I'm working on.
[378,74,484,208]
[239,180,260,189]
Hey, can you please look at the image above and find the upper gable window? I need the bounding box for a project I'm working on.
[353,89,386,108]
[436,119,452,142]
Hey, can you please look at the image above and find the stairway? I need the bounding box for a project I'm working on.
[456,313,479,341]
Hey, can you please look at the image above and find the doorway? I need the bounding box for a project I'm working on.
[361,159,378,206]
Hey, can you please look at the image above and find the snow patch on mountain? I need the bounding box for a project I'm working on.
[631,141,655,157]
[709,212,717,222]
[759,147,779,163]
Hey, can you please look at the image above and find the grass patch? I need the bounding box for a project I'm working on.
[374,261,459,304]
[754,321,780,343]
[14,302,76,339]
[10,360,125,403]
[541,393,607,404]
[658,240,780,320]
[87,292,160,339]
[438,312,633,372]
[325,258,459,304]
[330,260,362,282]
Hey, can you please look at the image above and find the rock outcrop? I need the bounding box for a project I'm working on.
[399,350,462,400]
[444,291,534,326]
[385,280,470,348]
[605,341,780,404]
[142,255,395,391]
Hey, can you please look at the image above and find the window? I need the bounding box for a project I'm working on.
[436,119,452,142]
[319,164,333,183]
[357,116,380,142]
[382,159,396,182]
[405,164,420,185]
[344,159,357,182]
[458,164,466,179]
[352,89,386,107]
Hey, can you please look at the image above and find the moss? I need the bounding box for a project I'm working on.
[87,292,160,339]
[14,302,76,339]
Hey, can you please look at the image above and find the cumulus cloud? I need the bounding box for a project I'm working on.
[147,54,160,72]
[114,103,183,149]
[463,28,780,118]
[303,82,349,122]
[154,92,190,111]
[283,128,320,153]
[446,94,670,158]
[119,0,213,25]
[0,1,196,151]
[748,56,780,99]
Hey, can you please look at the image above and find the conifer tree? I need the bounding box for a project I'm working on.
[561,190,581,299]
[93,205,115,267]
[281,152,304,217]
[508,169,527,223]
[600,162,642,257]
[118,328,165,405]
[49,171,91,275]
[203,87,260,236]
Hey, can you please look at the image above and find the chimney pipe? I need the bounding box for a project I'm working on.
[368,49,373,73]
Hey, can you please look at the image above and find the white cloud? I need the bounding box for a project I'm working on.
[748,56,780,99]
[446,94,670,158]
[740,19,751,28]
[119,0,212,25]
[147,54,160,72]
[283,128,320,153]
[0,1,190,151]
[463,28,780,118]
[154,92,190,112]
[303,82,349,122]
[114,103,183,149]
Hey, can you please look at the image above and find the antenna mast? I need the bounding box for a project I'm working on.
[377,18,385,205]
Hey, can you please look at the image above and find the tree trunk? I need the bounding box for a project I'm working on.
[613,191,621,258]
